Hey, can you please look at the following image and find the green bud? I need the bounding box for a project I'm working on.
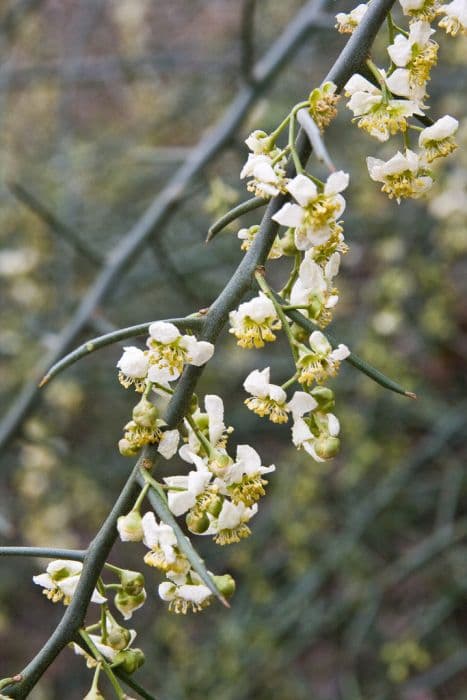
[118,438,139,457]
[120,570,145,596]
[207,495,223,518]
[213,574,236,599]
[290,323,307,343]
[132,397,158,428]
[114,589,146,619]
[117,511,143,542]
[186,510,210,534]
[310,386,335,412]
[114,648,145,674]
[107,620,131,651]
[314,436,340,460]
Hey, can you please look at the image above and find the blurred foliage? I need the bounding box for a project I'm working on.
[0,1,466,699]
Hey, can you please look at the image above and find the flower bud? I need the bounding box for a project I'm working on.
[207,495,223,518]
[186,510,210,534]
[120,570,145,596]
[117,511,144,542]
[290,323,307,343]
[106,620,131,651]
[314,435,340,460]
[132,397,158,428]
[310,386,335,412]
[114,589,146,620]
[213,574,236,599]
[114,648,145,674]
[118,439,139,457]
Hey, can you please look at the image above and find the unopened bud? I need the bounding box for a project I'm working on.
[107,620,131,651]
[117,511,143,542]
[120,570,145,596]
[186,510,210,534]
[207,495,223,518]
[114,589,146,620]
[132,397,158,428]
[213,574,236,599]
[314,435,340,460]
[114,648,145,674]
[310,386,335,412]
[290,323,307,343]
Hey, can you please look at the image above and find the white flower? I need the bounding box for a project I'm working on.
[141,512,188,573]
[438,0,467,35]
[117,510,144,542]
[297,331,350,386]
[290,252,341,327]
[293,411,341,462]
[218,444,275,506]
[158,572,213,613]
[147,322,214,380]
[272,172,348,251]
[33,560,106,605]
[244,130,271,154]
[117,347,149,390]
[240,154,285,199]
[387,21,438,97]
[164,469,212,517]
[73,628,137,665]
[287,390,318,420]
[399,0,442,21]
[243,366,289,423]
[418,114,459,161]
[345,73,425,140]
[367,149,433,202]
[335,3,368,33]
[211,499,258,545]
[229,292,281,348]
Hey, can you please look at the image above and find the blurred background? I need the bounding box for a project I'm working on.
[0,1,466,698]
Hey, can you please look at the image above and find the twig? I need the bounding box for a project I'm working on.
[2,0,400,693]
[206,196,267,242]
[0,547,86,561]
[273,292,415,398]
[39,315,205,387]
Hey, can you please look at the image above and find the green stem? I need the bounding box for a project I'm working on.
[133,482,150,512]
[280,253,302,300]
[143,381,153,398]
[79,629,125,700]
[255,270,299,362]
[288,113,303,174]
[386,11,395,44]
[185,413,213,456]
[206,196,267,242]
[281,372,299,390]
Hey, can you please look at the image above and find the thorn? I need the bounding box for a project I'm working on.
[13,675,23,683]
[219,595,230,608]
[405,391,417,400]
[38,375,49,388]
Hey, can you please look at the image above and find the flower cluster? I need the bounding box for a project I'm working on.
[116,322,214,455]
[340,1,462,202]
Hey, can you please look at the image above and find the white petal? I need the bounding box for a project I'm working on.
[158,581,176,601]
[330,343,350,361]
[327,413,341,437]
[309,330,332,354]
[157,429,180,459]
[205,394,225,446]
[243,367,270,398]
[387,34,412,66]
[287,391,318,419]
[182,336,214,366]
[178,584,212,604]
[324,171,349,196]
[167,491,197,517]
[287,174,318,206]
[419,115,459,145]
[299,257,326,292]
[117,347,149,379]
[272,202,305,228]
[148,321,180,344]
